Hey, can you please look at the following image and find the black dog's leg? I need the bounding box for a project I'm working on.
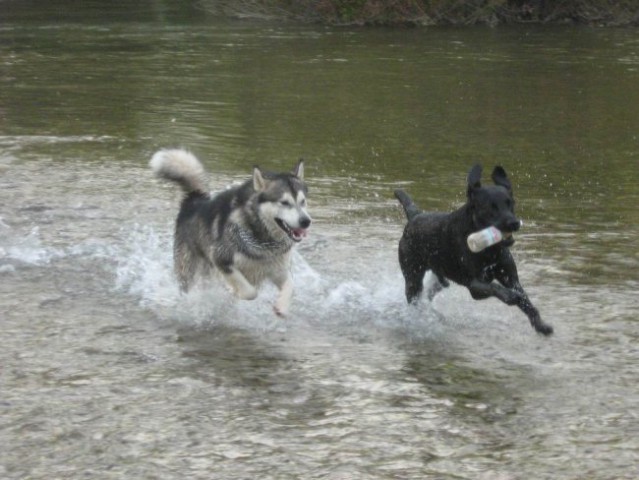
[493,259,554,335]
[513,284,553,336]
[403,265,427,304]
[468,279,553,335]
[427,273,450,301]
[427,281,443,301]
[398,254,429,304]
[468,279,520,303]
[398,238,428,304]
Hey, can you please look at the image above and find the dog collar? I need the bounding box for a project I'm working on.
[231,224,291,257]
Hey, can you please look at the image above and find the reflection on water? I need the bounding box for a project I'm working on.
[1,3,638,479]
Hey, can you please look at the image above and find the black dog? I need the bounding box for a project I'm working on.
[394,165,553,336]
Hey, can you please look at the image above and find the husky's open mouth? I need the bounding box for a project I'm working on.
[275,218,308,242]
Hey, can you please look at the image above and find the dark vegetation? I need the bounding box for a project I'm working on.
[202,0,639,26]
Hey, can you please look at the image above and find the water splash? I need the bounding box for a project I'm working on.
[0,223,64,268]
[114,223,178,308]
[113,223,442,336]
[112,220,550,354]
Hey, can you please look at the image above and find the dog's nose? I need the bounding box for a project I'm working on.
[506,219,521,232]
[299,217,311,229]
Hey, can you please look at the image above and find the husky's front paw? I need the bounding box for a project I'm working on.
[222,269,258,301]
[273,276,292,317]
[273,304,288,317]
[235,285,258,300]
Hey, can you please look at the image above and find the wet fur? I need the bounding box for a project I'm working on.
[395,165,553,336]
[151,149,311,316]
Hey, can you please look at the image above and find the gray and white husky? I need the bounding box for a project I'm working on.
[150,149,311,316]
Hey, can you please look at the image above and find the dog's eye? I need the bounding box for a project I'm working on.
[300,199,307,207]
[280,200,293,207]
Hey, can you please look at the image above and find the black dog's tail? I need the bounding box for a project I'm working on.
[394,189,421,221]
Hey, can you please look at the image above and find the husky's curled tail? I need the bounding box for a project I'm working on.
[394,189,421,221]
[150,149,209,196]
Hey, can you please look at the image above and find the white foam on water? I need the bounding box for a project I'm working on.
[114,224,179,306]
[0,134,116,146]
[0,215,535,349]
[113,223,450,338]
[0,216,119,272]
[0,223,65,267]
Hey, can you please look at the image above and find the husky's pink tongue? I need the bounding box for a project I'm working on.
[292,228,308,239]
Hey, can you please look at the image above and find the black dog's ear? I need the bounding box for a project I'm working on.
[491,166,512,191]
[467,164,482,197]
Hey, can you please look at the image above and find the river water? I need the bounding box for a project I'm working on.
[1,2,638,479]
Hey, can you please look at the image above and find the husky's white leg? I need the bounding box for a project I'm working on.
[273,272,293,317]
[222,268,258,300]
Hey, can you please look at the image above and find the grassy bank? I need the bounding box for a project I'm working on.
[202,1,639,26]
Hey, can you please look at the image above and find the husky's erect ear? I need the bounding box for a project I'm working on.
[491,166,512,192]
[292,159,304,180]
[467,164,482,198]
[253,166,267,191]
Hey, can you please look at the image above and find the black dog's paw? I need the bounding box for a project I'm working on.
[534,321,554,336]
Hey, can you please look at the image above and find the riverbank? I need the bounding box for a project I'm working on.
[202,1,639,27]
